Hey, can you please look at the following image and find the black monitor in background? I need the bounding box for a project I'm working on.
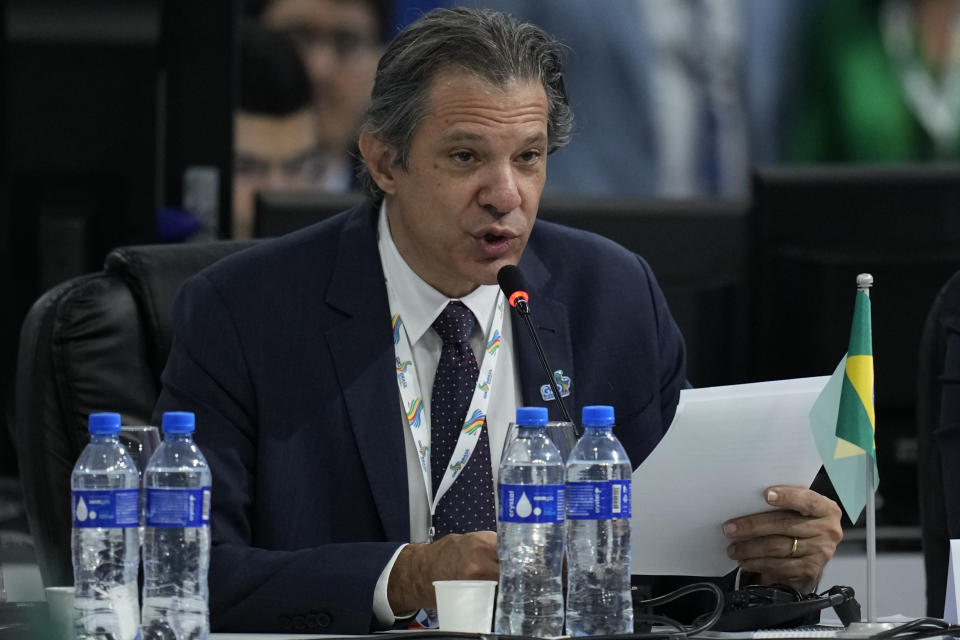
[254,190,751,388]
[2,0,235,284]
[751,164,960,528]
[254,190,367,237]
[538,197,751,389]
[0,0,235,476]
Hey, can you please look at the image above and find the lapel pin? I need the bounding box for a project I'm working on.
[540,369,572,401]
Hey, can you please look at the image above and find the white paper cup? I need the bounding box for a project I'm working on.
[44,586,75,640]
[433,580,496,633]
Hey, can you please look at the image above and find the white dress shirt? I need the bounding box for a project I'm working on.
[371,201,522,625]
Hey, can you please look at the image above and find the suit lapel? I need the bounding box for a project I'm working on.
[515,242,575,420]
[320,209,577,538]
[325,203,410,541]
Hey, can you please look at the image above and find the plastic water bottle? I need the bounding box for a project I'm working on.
[71,412,141,640]
[495,406,565,637]
[141,411,212,640]
[565,405,633,636]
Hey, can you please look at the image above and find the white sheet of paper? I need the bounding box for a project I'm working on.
[945,539,960,623]
[631,376,828,576]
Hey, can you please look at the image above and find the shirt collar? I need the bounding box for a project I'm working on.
[377,200,500,345]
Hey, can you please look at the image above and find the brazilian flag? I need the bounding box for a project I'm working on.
[835,290,876,461]
[808,287,879,523]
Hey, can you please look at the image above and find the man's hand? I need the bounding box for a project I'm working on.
[723,486,843,594]
[388,531,498,613]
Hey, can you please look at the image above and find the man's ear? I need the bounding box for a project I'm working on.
[358,130,399,195]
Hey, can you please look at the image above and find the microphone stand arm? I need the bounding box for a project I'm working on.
[515,300,574,425]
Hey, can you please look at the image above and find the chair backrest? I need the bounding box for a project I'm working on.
[917,269,960,617]
[14,240,254,587]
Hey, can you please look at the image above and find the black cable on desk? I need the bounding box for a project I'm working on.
[867,616,960,640]
[637,580,726,637]
[364,582,725,640]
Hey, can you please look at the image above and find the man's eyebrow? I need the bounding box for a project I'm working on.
[438,131,549,146]
[439,130,485,144]
[521,132,548,146]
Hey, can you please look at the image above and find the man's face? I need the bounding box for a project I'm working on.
[263,0,381,154]
[380,72,549,298]
[232,108,319,239]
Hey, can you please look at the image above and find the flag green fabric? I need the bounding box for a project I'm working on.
[808,289,878,523]
[835,290,876,460]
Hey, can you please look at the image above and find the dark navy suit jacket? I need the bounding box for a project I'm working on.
[154,200,687,633]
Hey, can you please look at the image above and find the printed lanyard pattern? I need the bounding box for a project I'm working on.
[389,292,506,518]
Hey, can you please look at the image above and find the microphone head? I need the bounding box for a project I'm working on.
[497,265,529,308]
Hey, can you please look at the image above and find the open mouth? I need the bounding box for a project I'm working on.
[477,231,513,256]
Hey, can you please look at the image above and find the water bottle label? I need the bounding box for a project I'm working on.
[565,480,631,519]
[72,489,140,528]
[145,487,211,527]
[498,484,564,523]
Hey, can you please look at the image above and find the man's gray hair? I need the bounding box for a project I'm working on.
[357,7,573,196]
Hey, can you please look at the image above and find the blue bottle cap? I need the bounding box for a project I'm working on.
[162,411,196,434]
[581,405,615,428]
[515,406,548,426]
[88,413,122,436]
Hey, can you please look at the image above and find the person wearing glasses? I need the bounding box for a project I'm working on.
[254,0,391,193]
[233,22,324,238]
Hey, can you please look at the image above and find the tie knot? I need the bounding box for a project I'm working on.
[432,302,476,344]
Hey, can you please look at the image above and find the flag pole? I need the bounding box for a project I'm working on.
[857,273,877,624]
[837,275,897,638]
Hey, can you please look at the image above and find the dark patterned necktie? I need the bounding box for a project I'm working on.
[430,302,497,536]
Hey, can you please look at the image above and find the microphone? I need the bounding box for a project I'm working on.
[497,265,574,424]
[497,264,531,314]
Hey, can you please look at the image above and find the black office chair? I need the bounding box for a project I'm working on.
[13,240,255,588]
[917,270,960,617]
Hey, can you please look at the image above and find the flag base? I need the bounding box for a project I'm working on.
[837,621,899,638]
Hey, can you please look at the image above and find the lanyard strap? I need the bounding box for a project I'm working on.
[389,291,506,521]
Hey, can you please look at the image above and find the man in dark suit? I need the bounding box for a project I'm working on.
[155,8,842,634]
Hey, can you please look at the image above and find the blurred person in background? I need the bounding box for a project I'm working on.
[252,0,392,192]
[793,0,960,162]
[233,21,321,238]
[463,0,817,198]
